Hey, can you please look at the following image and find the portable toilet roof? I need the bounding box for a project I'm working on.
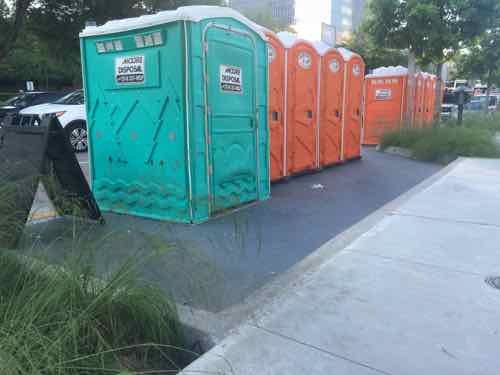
[276,31,302,48]
[337,47,358,62]
[366,66,408,78]
[312,40,332,56]
[80,6,271,223]
[80,6,267,39]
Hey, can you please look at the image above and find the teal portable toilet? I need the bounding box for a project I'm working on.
[79,6,270,223]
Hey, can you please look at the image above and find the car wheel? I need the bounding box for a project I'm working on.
[66,122,88,153]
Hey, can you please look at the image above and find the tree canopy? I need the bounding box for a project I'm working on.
[340,25,408,71]
[365,0,499,67]
[456,22,500,87]
[0,0,222,90]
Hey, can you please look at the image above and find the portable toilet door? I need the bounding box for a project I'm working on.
[426,75,438,125]
[266,31,287,182]
[316,44,345,166]
[279,32,319,175]
[340,48,365,160]
[423,74,434,126]
[363,67,408,145]
[414,72,426,128]
[80,6,270,224]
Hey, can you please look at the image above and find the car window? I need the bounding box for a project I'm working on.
[54,91,85,105]
[2,94,29,107]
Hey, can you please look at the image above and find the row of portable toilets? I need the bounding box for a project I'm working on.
[78,6,438,224]
[363,66,440,145]
[266,31,365,182]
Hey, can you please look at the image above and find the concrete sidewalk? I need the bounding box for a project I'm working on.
[183,158,500,375]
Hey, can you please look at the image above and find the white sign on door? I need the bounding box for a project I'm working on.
[375,89,392,100]
[115,55,145,84]
[220,65,242,93]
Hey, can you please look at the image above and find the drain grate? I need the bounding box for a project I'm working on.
[485,276,500,290]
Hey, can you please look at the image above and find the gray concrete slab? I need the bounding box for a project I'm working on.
[183,158,500,375]
[346,214,500,275]
[184,323,386,375]
[24,148,441,314]
[395,158,500,225]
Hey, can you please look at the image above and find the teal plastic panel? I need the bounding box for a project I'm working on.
[81,16,269,224]
[82,23,190,222]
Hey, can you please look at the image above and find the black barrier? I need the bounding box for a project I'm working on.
[0,115,103,249]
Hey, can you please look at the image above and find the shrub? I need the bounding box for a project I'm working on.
[0,251,189,374]
[380,125,500,164]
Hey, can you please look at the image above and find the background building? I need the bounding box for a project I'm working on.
[331,0,366,43]
[229,0,296,26]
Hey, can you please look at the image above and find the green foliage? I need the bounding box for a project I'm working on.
[0,170,196,374]
[381,121,500,164]
[340,25,408,71]
[456,27,500,87]
[0,0,224,89]
[0,250,189,374]
[365,0,499,66]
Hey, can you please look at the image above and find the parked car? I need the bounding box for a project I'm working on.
[18,90,87,152]
[0,91,68,126]
[464,96,498,113]
[441,103,458,121]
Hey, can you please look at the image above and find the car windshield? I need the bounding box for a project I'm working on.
[54,91,84,105]
[2,94,29,107]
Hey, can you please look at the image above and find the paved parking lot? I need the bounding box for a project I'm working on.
[26,147,441,315]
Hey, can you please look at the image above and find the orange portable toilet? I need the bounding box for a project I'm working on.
[278,32,319,175]
[414,72,426,128]
[314,41,345,167]
[363,66,408,145]
[339,48,365,161]
[427,75,439,125]
[423,74,435,126]
[266,31,287,182]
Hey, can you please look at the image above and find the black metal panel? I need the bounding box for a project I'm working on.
[0,116,103,249]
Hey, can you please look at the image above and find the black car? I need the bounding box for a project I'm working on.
[0,91,68,126]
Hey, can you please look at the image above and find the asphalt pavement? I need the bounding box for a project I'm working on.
[25,147,441,315]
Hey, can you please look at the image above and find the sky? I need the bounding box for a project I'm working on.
[294,0,332,41]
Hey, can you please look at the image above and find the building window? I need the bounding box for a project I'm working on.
[341,6,352,15]
[342,17,352,27]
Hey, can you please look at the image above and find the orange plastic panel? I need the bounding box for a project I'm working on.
[363,75,406,145]
[413,73,426,128]
[423,75,434,126]
[266,32,286,182]
[319,49,344,166]
[286,41,319,175]
[342,54,365,160]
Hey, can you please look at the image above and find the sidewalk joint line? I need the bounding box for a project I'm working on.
[346,249,484,277]
[386,211,500,229]
[252,324,394,375]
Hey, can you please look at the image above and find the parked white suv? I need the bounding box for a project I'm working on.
[18,90,87,152]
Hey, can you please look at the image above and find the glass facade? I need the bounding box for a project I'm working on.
[331,0,366,43]
[229,0,296,26]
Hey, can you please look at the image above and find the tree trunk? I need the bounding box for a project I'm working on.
[404,49,417,128]
[485,69,492,114]
[434,62,444,124]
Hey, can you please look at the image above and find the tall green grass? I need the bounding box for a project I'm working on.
[0,251,190,374]
[381,124,500,164]
[0,167,196,374]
